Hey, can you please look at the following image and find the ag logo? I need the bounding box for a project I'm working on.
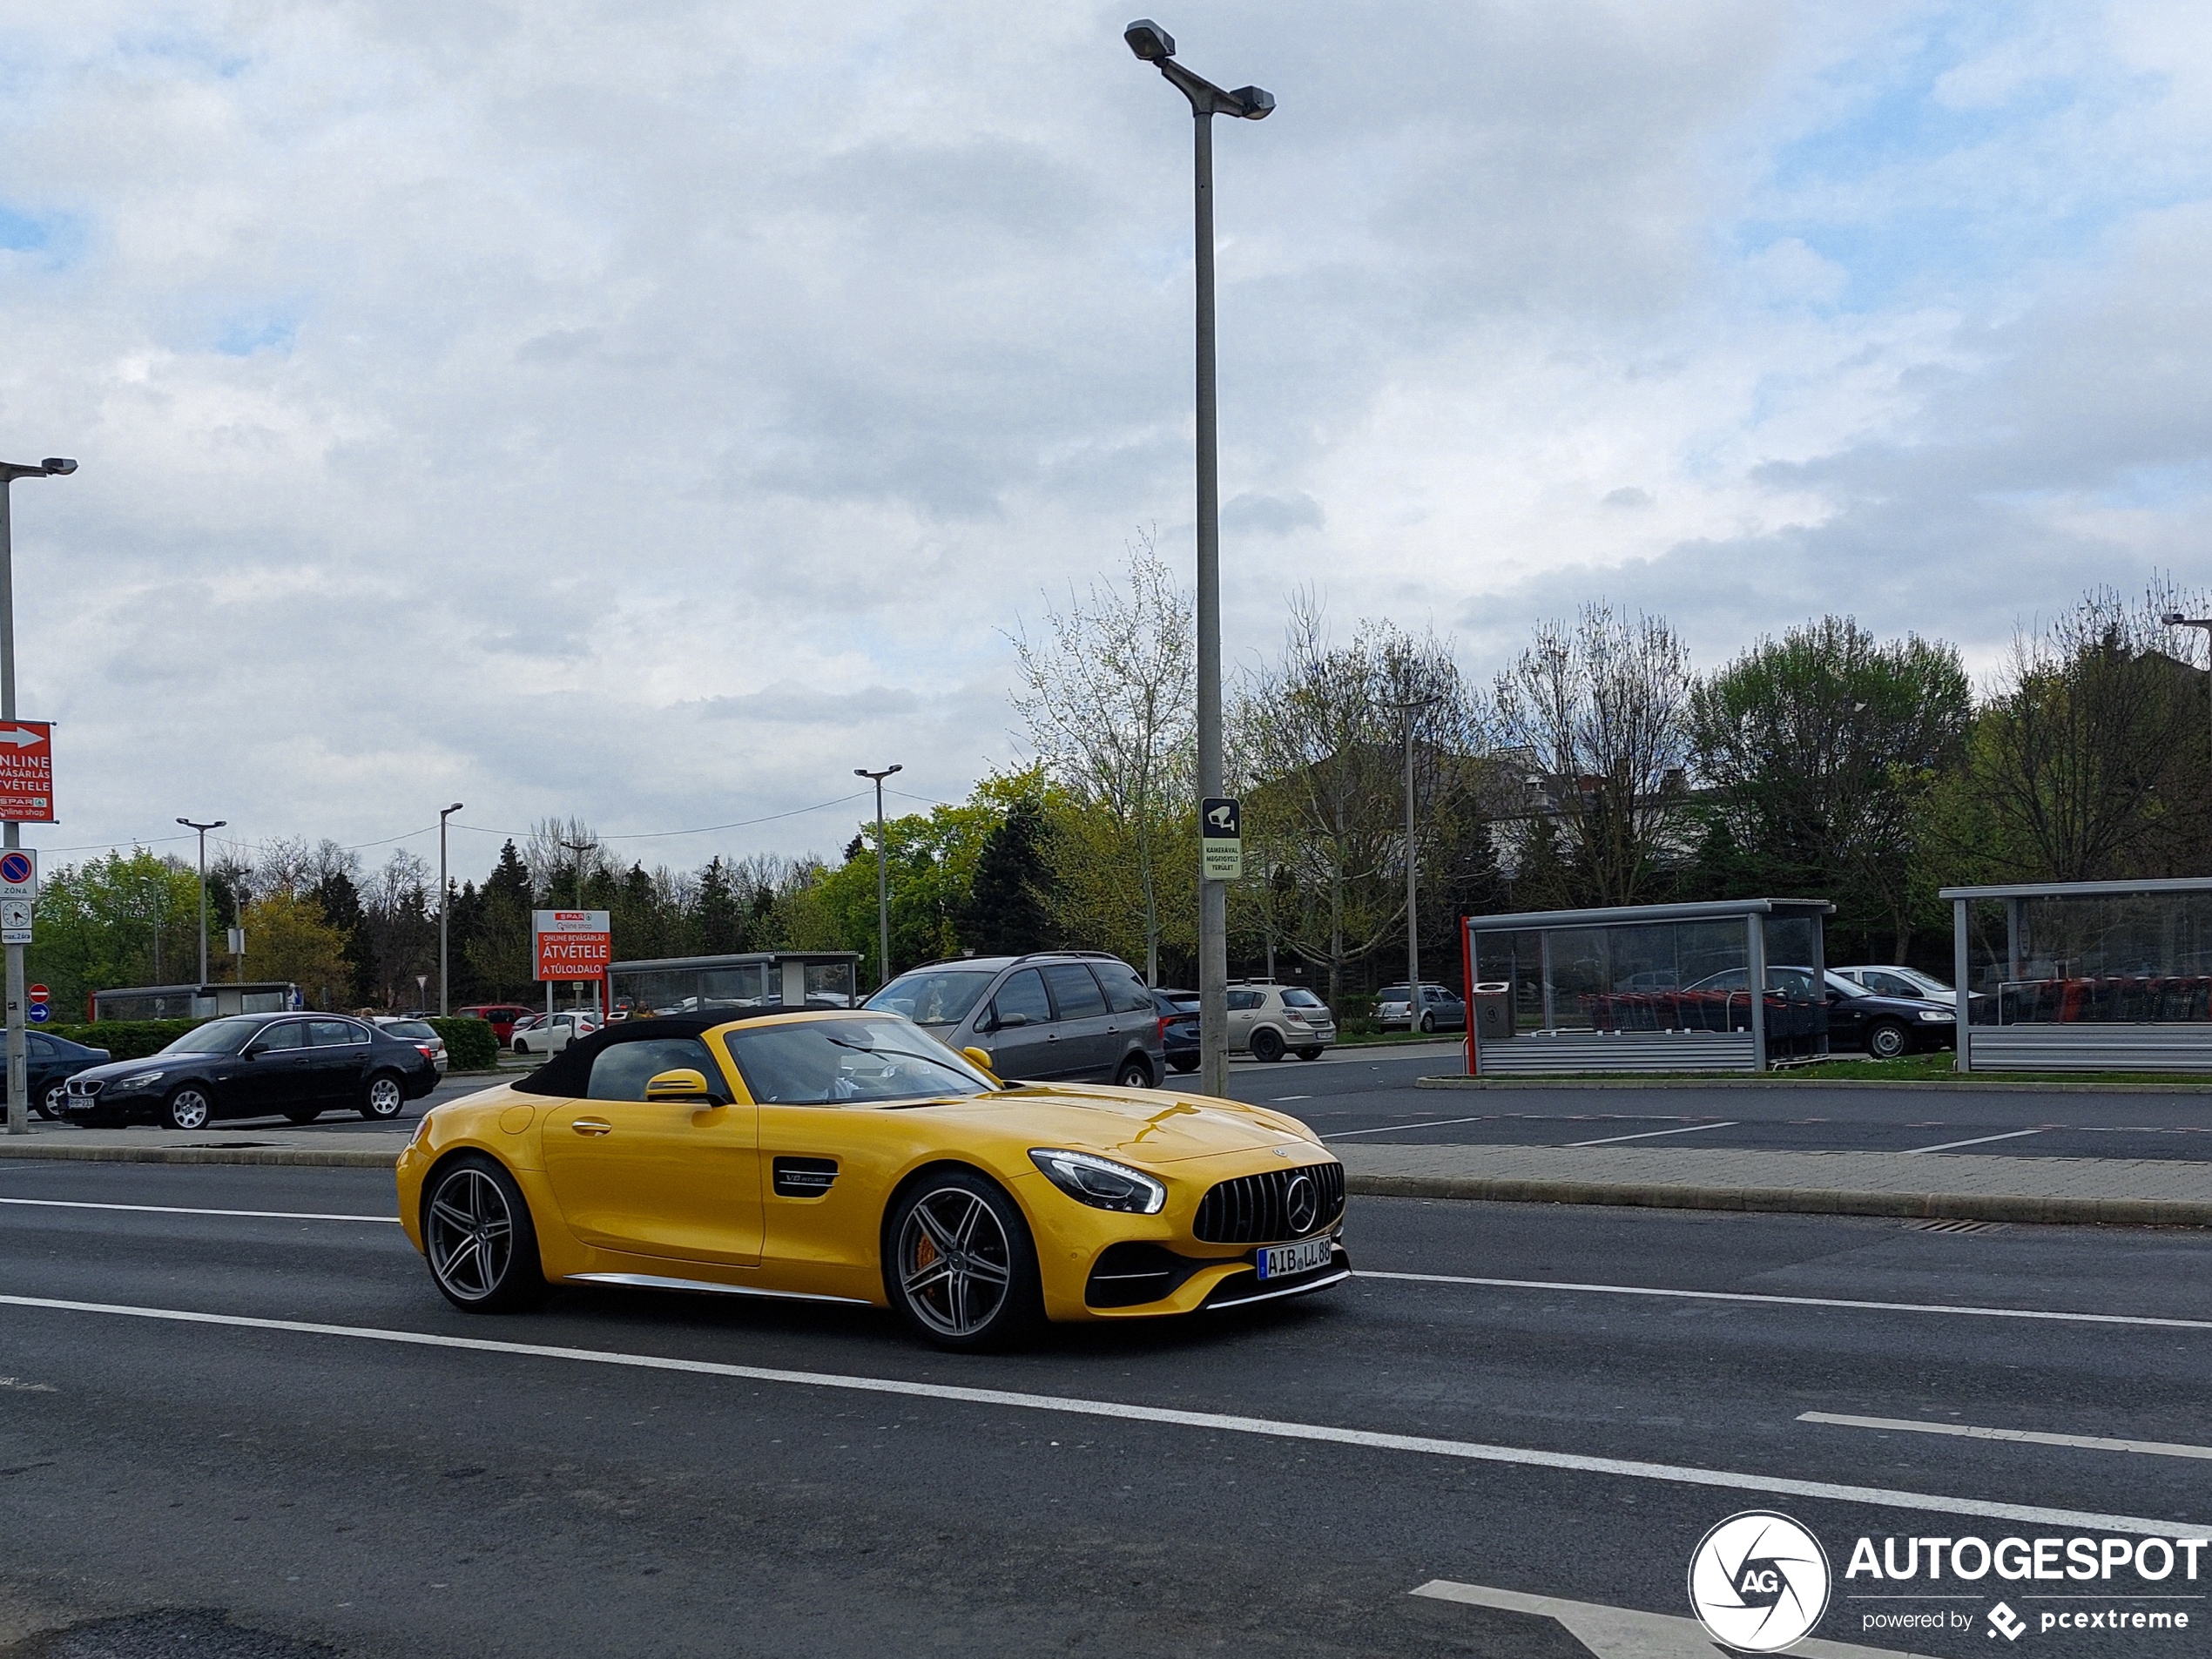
[1687,1511,1831,1651]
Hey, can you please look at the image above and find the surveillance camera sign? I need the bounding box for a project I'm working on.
[1200,798,1242,880]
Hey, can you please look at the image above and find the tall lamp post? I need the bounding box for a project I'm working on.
[1124,19,1272,1100]
[558,835,597,1017]
[1384,695,1441,1033]
[854,765,902,989]
[438,802,464,1015]
[0,456,73,1136]
[176,819,226,991]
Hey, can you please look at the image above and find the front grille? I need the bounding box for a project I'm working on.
[1192,1161,1345,1244]
[68,1077,103,1097]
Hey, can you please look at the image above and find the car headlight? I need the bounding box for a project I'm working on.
[1917,1009,1953,1022]
[1028,1149,1166,1215]
[115,1071,162,1089]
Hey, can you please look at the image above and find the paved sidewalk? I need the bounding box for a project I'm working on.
[1338,1142,2212,1225]
[0,1126,408,1168]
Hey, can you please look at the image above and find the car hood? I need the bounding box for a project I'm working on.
[917,1086,1324,1166]
[73,1051,215,1083]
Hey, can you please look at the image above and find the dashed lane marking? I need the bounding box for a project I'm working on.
[1800,1411,2212,1460]
[1356,1270,2212,1331]
[0,1292,2197,1538]
[1410,1581,1932,1659]
[1905,1128,2044,1154]
[0,1197,398,1224]
[1565,1120,1737,1148]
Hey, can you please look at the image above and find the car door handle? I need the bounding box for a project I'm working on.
[570,1117,613,1136]
[1045,1032,1060,1042]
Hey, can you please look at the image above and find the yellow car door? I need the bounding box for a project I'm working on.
[539,1034,763,1266]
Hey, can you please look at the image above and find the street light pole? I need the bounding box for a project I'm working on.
[176,818,225,992]
[558,836,597,1016]
[438,802,464,1016]
[0,456,73,1136]
[854,765,902,988]
[1384,695,1441,1034]
[1125,19,1272,1101]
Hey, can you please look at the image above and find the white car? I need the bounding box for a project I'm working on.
[371,1015,448,1075]
[511,1010,599,1055]
[1224,983,1337,1062]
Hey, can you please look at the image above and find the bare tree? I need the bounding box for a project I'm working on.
[1234,594,1484,1001]
[523,816,610,904]
[1009,529,1195,983]
[1493,604,1696,907]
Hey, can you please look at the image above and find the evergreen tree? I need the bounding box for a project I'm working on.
[486,840,534,908]
[960,796,1056,956]
[310,867,373,1004]
[695,857,747,954]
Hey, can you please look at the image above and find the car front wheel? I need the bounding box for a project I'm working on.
[162,1087,212,1131]
[1251,1028,1285,1063]
[423,1154,547,1312]
[1866,1021,1910,1062]
[361,1073,406,1121]
[884,1171,1041,1351]
[37,1082,65,1121]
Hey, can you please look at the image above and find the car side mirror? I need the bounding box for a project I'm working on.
[1825,989,1845,1004]
[244,1042,268,1059]
[644,1068,714,1102]
[996,1011,1028,1028]
[961,1045,1002,1078]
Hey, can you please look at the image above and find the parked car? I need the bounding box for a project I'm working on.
[863,952,1168,1088]
[1669,967,1955,1059]
[513,1010,599,1056]
[26,1029,111,1120]
[62,1013,440,1129]
[458,1003,537,1042]
[1153,988,1200,1073]
[1832,964,1983,1008]
[372,1015,448,1076]
[1225,983,1336,1062]
[1375,982,1467,1033]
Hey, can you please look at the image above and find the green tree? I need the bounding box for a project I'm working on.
[960,791,1059,956]
[29,848,201,1016]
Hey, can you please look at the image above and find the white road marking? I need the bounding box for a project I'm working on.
[0,1292,2198,1538]
[1800,1411,2212,1461]
[1356,1270,2212,1332]
[1412,1581,1932,1659]
[1565,1120,1736,1148]
[1322,1113,1498,1140]
[1272,1096,1312,1103]
[0,1197,398,1224]
[1905,1128,2043,1154]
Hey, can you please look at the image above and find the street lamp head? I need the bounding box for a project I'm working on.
[2163,611,2188,625]
[1123,18,1176,60]
[444,801,464,814]
[1230,85,1275,118]
[39,458,76,475]
[888,763,904,776]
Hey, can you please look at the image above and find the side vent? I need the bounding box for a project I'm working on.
[772,1157,839,1198]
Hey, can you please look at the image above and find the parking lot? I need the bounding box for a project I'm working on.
[2,1142,2206,1657]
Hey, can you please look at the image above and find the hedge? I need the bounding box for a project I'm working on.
[428,1016,500,1072]
[44,1019,205,1060]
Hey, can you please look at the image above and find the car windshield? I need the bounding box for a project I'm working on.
[163,1017,261,1055]
[863,968,995,1027]
[724,1016,998,1105]
[1281,988,1327,1008]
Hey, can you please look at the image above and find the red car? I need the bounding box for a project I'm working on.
[456,1003,536,1042]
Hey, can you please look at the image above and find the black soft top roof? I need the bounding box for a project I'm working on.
[512,1010,792,1097]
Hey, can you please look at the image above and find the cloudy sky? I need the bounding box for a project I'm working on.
[4,0,2210,882]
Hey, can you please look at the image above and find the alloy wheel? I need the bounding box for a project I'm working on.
[896,1187,1013,1339]
[364,1076,404,1119]
[165,1089,211,1131]
[426,1167,515,1304]
[38,1083,64,1121]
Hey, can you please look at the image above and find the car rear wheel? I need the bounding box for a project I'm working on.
[1114,1055,1154,1089]
[885,1170,1041,1351]
[1251,1028,1285,1063]
[1297,1048,1323,1061]
[1866,1021,1910,1062]
[37,1082,65,1121]
[161,1087,212,1132]
[1418,1010,1436,1033]
[361,1073,406,1121]
[423,1154,547,1312]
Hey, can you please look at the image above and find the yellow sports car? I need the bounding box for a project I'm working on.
[395,1009,1348,1347]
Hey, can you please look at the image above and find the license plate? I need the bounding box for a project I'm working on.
[1256,1235,1334,1280]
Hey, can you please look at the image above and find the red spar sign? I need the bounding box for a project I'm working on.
[533,910,610,981]
[0,723,55,822]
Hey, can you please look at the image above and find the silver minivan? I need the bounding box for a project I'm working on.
[863,952,1169,1088]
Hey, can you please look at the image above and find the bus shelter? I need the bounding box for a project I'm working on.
[1461,899,1834,1076]
[609,951,860,1020]
[91,981,298,1022]
[1941,877,2212,1072]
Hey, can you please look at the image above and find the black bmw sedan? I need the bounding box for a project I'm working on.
[63,1012,441,1130]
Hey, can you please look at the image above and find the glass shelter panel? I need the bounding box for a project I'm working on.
[803,961,856,1008]
[701,964,772,1010]
[1473,930,1546,1033]
[1762,914,1826,1058]
[1967,891,2212,1025]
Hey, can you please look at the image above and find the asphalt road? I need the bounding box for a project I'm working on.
[0,1158,2205,1656]
[41,1043,2212,1159]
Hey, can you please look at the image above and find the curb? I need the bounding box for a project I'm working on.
[0,1143,399,1169]
[1343,1172,2212,1226]
[1414,1076,2212,1095]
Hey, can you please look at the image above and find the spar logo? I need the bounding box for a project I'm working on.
[1689,1511,1832,1651]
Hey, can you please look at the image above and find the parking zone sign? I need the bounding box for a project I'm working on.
[0,849,33,946]
[533,909,610,981]
[0,724,54,822]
